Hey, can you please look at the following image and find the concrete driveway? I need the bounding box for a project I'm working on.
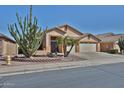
[71,52,124,68]
[77,52,124,59]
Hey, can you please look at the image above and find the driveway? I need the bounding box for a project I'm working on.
[75,52,124,65]
[77,52,124,59]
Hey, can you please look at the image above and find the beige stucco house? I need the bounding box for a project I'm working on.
[0,24,101,57]
[38,24,101,54]
[96,32,124,53]
[0,33,18,56]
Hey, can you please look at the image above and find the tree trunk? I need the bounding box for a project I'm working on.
[63,44,67,57]
[63,38,67,57]
[120,49,124,55]
[64,45,74,57]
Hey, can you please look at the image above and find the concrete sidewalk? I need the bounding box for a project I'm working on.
[0,60,87,76]
[1,53,124,77]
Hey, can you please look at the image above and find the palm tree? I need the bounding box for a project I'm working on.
[56,36,79,57]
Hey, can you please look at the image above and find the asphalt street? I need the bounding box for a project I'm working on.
[1,62,124,88]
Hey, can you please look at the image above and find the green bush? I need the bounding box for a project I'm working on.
[107,49,118,54]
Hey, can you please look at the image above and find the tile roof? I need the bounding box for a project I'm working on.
[96,32,114,38]
[80,33,101,41]
[96,32,124,42]
[58,24,83,35]
[0,33,16,43]
[46,27,66,33]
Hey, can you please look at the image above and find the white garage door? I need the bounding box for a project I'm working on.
[67,45,75,54]
[80,43,96,52]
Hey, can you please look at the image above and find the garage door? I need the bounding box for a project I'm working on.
[80,43,96,52]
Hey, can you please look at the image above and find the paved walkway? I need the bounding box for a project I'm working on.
[0,52,124,76]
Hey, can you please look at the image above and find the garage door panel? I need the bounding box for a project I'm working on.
[80,43,96,52]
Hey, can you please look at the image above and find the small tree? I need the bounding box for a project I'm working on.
[57,36,78,57]
[8,6,46,58]
[118,37,124,54]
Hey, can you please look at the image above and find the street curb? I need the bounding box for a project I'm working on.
[0,65,84,77]
[1,61,124,77]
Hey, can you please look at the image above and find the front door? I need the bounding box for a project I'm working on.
[51,40,58,53]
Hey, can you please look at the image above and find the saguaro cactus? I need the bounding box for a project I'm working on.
[8,6,45,58]
[118,37,124,53]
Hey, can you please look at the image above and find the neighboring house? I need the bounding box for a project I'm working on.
[38,24,101,54]
[96,32,124,53]
[0,33,18,56]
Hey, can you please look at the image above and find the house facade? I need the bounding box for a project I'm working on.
[38,24,101,54]
[0,24,101,57]
[0,33,18,56]
[96,33,124,53]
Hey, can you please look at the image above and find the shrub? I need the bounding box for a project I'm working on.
[107,49,118,54]
[47,52,57,57]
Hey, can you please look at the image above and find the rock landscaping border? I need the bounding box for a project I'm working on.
[0,54,86,63]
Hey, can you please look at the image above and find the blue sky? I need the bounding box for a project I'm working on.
[1,5,124,37]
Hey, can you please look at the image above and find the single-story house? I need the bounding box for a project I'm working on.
[38,24,101,54]
[0,33,18,56]
[0,24,101,56]
[96,32,124,53]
